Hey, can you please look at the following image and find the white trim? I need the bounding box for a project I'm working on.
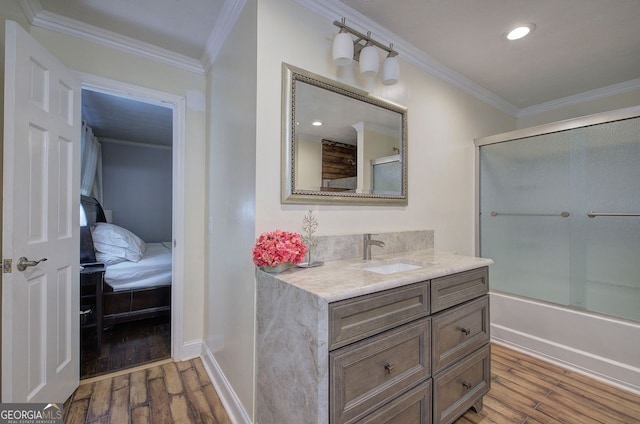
[99,138,172,151]
[517,78,640,118]
[201,0,247,72]
[181,340,203,361]
[76,72,187,363]
[201,342,252,424]
[18,0,42,21]
[171,96,187,361]
[293,0,520,117]
[19,0,204,75]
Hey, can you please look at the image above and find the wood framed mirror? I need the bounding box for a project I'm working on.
[281,63,408,205]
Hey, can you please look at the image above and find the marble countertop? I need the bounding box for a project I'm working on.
[260,249,493,303]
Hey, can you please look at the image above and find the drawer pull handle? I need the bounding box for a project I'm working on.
[462,381,472,391]
[384,363,396,374]
[461,328,471,335]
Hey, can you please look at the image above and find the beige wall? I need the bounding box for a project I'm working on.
[205,0,257,419]
[0,5,207,350]
[255,0,515,256]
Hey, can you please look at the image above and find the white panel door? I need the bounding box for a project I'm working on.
[2,21,81,403]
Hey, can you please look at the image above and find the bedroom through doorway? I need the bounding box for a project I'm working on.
[79,88,174,379]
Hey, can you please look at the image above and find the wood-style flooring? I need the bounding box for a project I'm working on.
[81,316,171,379]
[456,343,640,424]
[66,343,640,423]
[65,357,230,424]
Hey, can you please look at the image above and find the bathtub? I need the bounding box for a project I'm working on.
[490,291,640,395]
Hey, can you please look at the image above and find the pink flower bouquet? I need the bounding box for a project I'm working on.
[252,230,307,267]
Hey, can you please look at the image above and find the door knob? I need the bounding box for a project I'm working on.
[16,257,47,271]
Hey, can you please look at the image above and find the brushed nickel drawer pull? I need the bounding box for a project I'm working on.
[384,363,396,374]
[462,381,472,391]
[461,328,471,335]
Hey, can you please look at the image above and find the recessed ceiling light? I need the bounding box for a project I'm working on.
[505,23,535,41]
[312,120,323,126]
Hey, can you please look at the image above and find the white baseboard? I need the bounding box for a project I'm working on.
[180,339,203,361]
[200,341,252,424]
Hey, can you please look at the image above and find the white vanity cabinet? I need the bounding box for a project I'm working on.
[255,251,492,424]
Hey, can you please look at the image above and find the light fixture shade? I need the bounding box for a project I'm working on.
[381,55,399,85]
[332,32,354,66]
[359,45,379,77]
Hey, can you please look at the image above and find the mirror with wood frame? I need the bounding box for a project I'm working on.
[281,63,408,205]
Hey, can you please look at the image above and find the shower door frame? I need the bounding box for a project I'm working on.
[473,105,640,255]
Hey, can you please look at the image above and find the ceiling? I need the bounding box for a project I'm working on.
[340,0,640,111]
[23,0,640,142]
[81,90,173,147]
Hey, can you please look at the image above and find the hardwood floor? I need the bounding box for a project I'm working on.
[66,343,640,423]
[456,343,640,424]
[65,357,231,424]
[81,316,171,379]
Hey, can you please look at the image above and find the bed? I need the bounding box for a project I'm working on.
[80,195,171,327]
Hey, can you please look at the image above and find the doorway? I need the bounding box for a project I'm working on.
[78,78,184,378]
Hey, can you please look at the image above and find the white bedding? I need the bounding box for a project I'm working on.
[105,242,172,292]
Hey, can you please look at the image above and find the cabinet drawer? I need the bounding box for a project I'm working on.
[432,296,489,373]
[329,281,430,350]
[431,267,488,313]
[433,345,490,424]
[356,380,432,424]
[330,318,431,424]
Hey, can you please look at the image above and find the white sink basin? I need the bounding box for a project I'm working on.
[363,262,423,275]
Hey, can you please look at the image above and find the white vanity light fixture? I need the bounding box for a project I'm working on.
[505,23,536,41]
[332,18,400,85]
[359,37,379,77]
[312,120,323,126]
[381,44,400,85]
[332,19,354,66]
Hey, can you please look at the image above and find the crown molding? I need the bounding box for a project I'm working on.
[19,0,204,75]
[18,0,42,21]
[201,0,247,72]
[517,78,640,118]
[293,0,520,117]
[100,138,173,151]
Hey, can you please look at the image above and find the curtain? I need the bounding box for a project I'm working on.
[80,122,103,204]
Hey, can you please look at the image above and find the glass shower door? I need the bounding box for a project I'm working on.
[579,117,640,320]
[479,133,572,305]
[479,115,640,322]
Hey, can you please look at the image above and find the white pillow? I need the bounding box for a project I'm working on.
[95,251,127,266]
[92,223,146,262]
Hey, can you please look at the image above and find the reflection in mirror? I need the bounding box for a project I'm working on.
[282,63,407,205]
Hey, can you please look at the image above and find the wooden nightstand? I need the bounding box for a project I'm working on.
[80,263,105,356]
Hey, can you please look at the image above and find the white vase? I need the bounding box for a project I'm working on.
[260,263,294,273]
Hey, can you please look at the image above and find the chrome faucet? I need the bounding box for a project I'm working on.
[363,234,385,260]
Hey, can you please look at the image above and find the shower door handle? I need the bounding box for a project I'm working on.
[587,212,640,218]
